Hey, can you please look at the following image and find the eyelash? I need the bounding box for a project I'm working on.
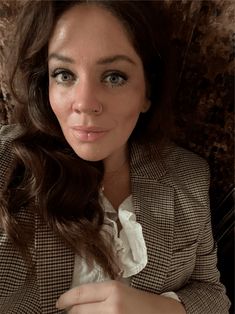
[49,69,128,87]
[50,69,75,85]
[102,71,128,87]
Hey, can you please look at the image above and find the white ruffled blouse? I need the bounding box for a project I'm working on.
[71,192,180,302]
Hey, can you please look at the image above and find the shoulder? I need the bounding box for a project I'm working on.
[131,140,209,181]
[0,123,23,155]
[0,123,23,142]
[0,124,23,191]
[161,142,209,178]
[131,141,211,230]
[159,142,210,205]
[131,140,210,198]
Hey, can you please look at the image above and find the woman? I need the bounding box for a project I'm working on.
[0,1,230,313]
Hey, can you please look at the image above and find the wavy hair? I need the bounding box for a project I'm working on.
[1,0,175,277]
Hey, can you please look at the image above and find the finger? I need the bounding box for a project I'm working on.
[68,302,110,314]
[56,281,114,310]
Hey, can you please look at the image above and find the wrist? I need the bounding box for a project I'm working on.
[155,294,186,314]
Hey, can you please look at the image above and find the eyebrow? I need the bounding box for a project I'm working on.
[48,53,136,66]
[96,54,136,65]
[48,53,74,64]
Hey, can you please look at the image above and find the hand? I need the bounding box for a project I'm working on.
[56,280,186,314]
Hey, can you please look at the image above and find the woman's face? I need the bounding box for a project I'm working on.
[48,4,149,169]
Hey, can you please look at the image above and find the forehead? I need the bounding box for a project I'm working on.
[48,4,136,59]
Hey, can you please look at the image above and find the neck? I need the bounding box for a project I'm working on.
[101,155,131,210]
[103,145,128,175]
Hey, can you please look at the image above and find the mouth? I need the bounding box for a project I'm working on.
[70,126,108,142]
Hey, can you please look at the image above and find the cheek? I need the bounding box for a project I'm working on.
[123,96,146,132]
[49,86,67,119]
[49,85,58,113]
[114,89,144,122]
[117,105,141,133]
[126,106,140,120]
[121,93,146,120]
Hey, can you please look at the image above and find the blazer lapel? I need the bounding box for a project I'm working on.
[129,143,174,293]
[35,214,74,314]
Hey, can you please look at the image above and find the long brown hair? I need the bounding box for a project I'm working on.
[1,0,175,277]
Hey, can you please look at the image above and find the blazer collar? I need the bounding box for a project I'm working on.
[129,142,174,293]
[129,141,166,180]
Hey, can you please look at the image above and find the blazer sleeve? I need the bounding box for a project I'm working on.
[0,124,41,313]
[175,159,231,313]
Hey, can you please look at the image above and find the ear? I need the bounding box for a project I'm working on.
[141,99,151,113]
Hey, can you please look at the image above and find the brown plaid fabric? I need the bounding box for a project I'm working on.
[0,124,230,313]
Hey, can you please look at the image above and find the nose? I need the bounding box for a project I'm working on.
[72,80,103,116]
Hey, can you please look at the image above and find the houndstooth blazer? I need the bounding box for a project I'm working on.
[0,124,230,314]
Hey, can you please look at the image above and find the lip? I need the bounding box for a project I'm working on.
[70,125,108,142]
[71,125,107,132]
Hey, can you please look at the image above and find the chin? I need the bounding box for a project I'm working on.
[71,147,105,162]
